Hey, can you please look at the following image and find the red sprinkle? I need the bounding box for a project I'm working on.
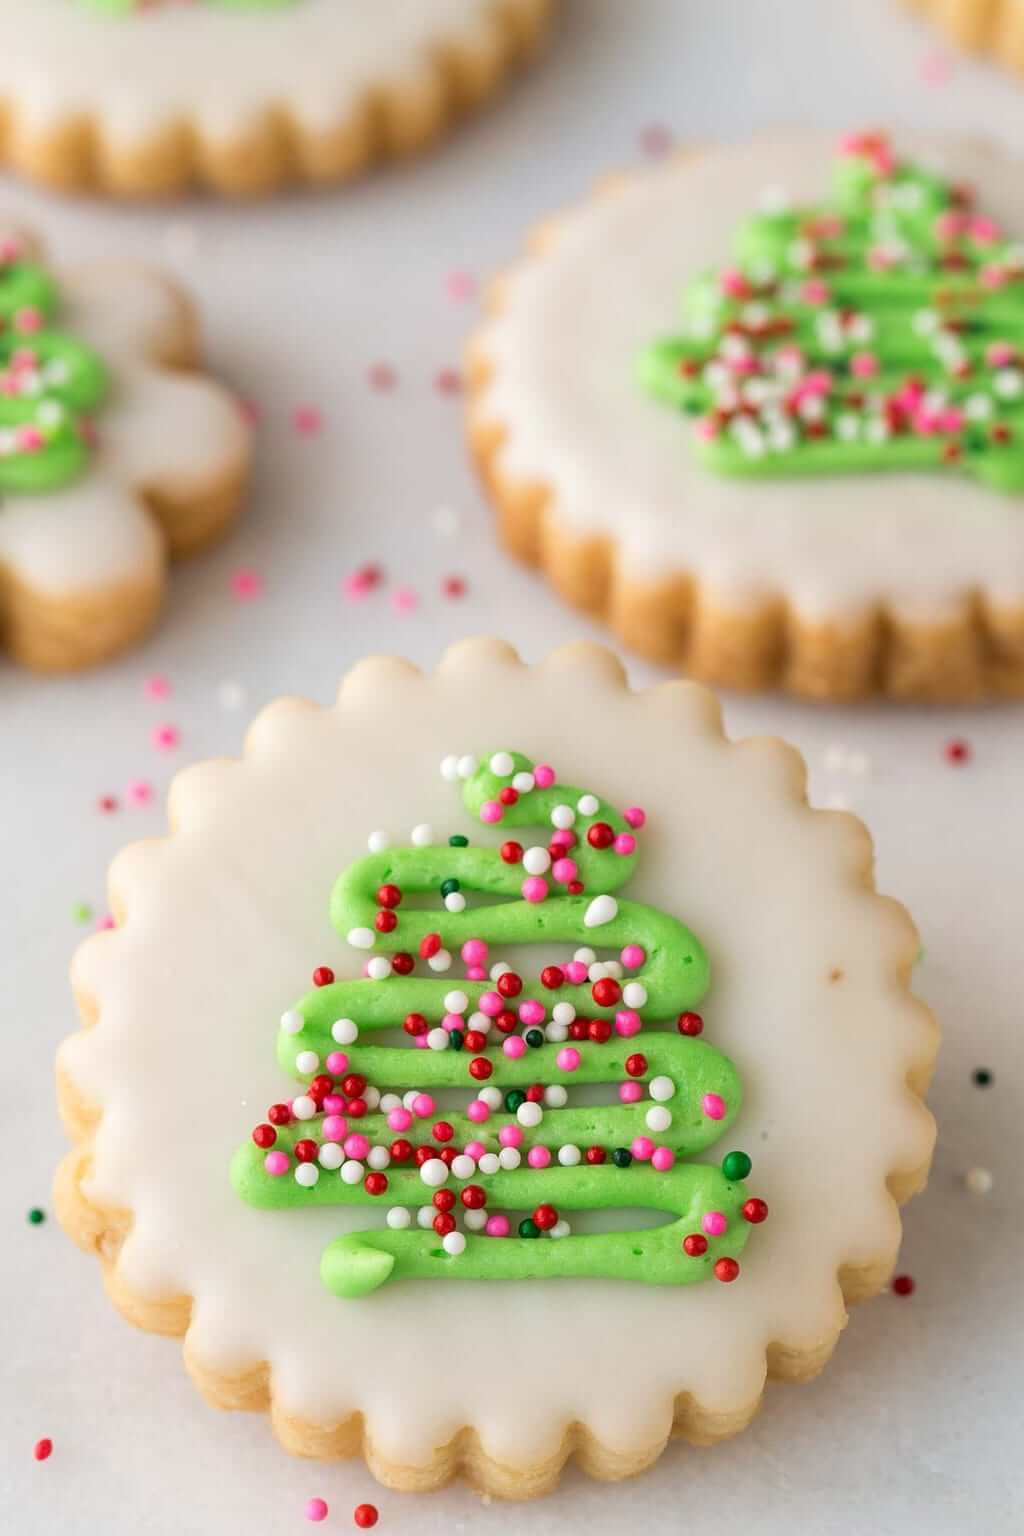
[353,1506,379,1530]
[742,1198,769,1224]
[944,737,971,765]
[892,1273,915,1297]
[468,1057,493,1080]
[33,1438,53,1462]
[312,966,335,987]
[391,952,414,975]
[677,1012,704,1036]
[496,971,523,998]
[500,841,524,864]
[419,933,442,959]
[625,1053,648,1078]
[364,1173,388,1197]
[714,1257,740,1283]
[376,884,402,909]
[682,1234,708,1257]
[442,575,467,599]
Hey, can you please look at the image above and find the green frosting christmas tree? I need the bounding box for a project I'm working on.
[640,133,1024,493]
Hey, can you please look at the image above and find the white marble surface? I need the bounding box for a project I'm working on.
[1,2,1021,1532]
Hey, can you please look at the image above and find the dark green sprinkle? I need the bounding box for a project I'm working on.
[448,835,469,847]
[504,1089,526,1113]
[972,1068,993,1088]
[612,1148,632,1168]
[27,1207,46,1226]
[524,1028,544,1049]
[448,1030,464,1052]
[722,1150,752,1182]
[440,878,461,897]
[518,1218,540,1239]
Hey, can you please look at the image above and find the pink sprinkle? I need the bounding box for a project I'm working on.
[462,939,488,966]
[564,961,588,985]
[152,724,180,752]
[651,1147,675,1172]
[442,1013,463,1032]
[343,1134,370,1160]
[850,352,879,379]
[125,779,153,807]
[238,398,263,427]
[466,966,487,981]
[442,575,467,600]
[342,563,384,601]
[15,425,44,452]
[533,764,555,789]
[719,268,751,300]
[391,585,419,615]
[479,991,503,1017]
[621,944,646,969]
[467,1101,490,1124]
[981,265,1008,291]
[322,1115,347,1142]
[868,247,896,272]
[326,1052,348,1075]
[292,405,322,437]
[703,1093,727,1121]
[480,801,504,825]
[987,341,1015,368]
[552,857,578,883]
[305,1498,329,1524]
[521,876,548,903]
[230,567,263,601]
[631,1136,655,1161]
[528,1145,552,1169]
[96,914,115,931]
[499,1125,523,1148]
[368,363,397,392]
[556,1047,581,1073]
[143,674,171,700]
[623,807,646,830]
[387,1108,412,1132]
[619,1081,643,1104]
[519,1000,545,1026]
[435,367,462,396]
[503,1037,526,1060]
[485,1215,511,1237]
[412,1094,434,1118]
[322,1095,345,1115]
[971,216,1001,245]
[614,834,636,857]
[639,122,674,159]
[800,279,830,306]
[550,828,575,849]
[702,1210,728,1237]
[445,269,477,303]
[14,307,42,334]
[465,1141,486,1160]
[264,1151,289,1176]
[615,1010,642,1038]
[919,48,953,85]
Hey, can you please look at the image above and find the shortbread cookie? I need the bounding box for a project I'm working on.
[55,640,938,1497]
[469,132,1024,699]
[0,0,555,199]
[0,227,249,670]
[904,0,1024,74]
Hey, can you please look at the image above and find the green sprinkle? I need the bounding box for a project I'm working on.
[440,877,460,898]
[71,902,93,925]
[518,1218,540,1239]
[722,1150,752,1182]
[448,1029,464,1052]
[27,1207,46,1226]
[612,1148,632,1168]
[448,835,469,847]
[524,1029,544,1049]
[504,1089,526,1113]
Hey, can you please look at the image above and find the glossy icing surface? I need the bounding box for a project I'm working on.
[60,643,935,1466]
[478,136,1024,620]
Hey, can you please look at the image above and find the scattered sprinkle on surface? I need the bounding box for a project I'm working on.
[441,575,467,599]
[33,1439,52,1462]
[639,122,674,158]
[305,1497,328,1523]
[972,1067,993,1088]
[152,724,180,753]
[143,674,171,701]
[891,1274,915,1297]
[230,567,264,601]
[27,1207,45,1226]
[367,363,397,392]
[292,406,323,438]
[945,737,971,765]
[965,1167,993,1195]
[353,1505,379,1530]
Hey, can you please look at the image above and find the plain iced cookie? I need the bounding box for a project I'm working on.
[55,640,937,1496]
[904,0,1024,74]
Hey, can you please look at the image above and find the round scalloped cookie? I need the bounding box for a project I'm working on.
[904,0,1024,74]
[0,226,249,671]
[55,639,937,1497]
[0,0,556,199]
[468,133,1024,699]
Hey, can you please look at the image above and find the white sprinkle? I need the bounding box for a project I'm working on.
[403,1090,420,1110]
[295,1050,319,1075]
[367,830,389,853]
[444,990,469,1015]
[622,982,647,1009]
[965,1166,993,1195]
[551,804,576,830]
[478,1152,501,1175]
[427,949,453,972]
[366,957,391,980]
[557,1144,582,1167]
[318,1143,344,1170]
[379,1093,402,1113]
[347,927,375,950]
[574,947,597,966]
[217,680,246,712]
[416,1205,435,1229]
[589,962,611,982]
[552,1002,576,1026]
[451,1154,476,1179]
[498,1147,522,1170]
[994,367,1023,399]
[464,1207,488,1231]
[280,1009,304,1036]
[444,891,467,913]
[340,1160,365,1185]
[443,1231,467,1256]
[427,1028,449,1051]
[331,1017,357,1045]
[387,1206,412,1229]
[549,1220,571,1240]
[545,1022,569,1043]
[646,1106,673,1133]
[468,1012,490,1034]
[543,1085,568,1108]
[523,846,551,875]
[440,755,460,782]
[456,755,477,779]
[913,308,940,336]
[420,1159,449,1188]
[479,1087,503,1111]
[835,413,860,442]
[490,961,512,980]
[584,895,618,929]
[432,503,460,537]
[367,1146,391,1171]
[295,1163,319,1188]
[489,751,515,776]
[292,1095,317,1121]
[966,393,994,421]
[649,1076,675,1102]
[512,771,535,794]
[411,823,433,847]
[362,1086,381,1112]
[517,1101,543,1128]
[604,961,623,979]
[576,793,599,816]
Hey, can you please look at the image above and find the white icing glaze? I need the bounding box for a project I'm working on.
[0,0,506,143]
[59,642,936,1468]
[477,136,1024,622]
[0,249,248,595]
